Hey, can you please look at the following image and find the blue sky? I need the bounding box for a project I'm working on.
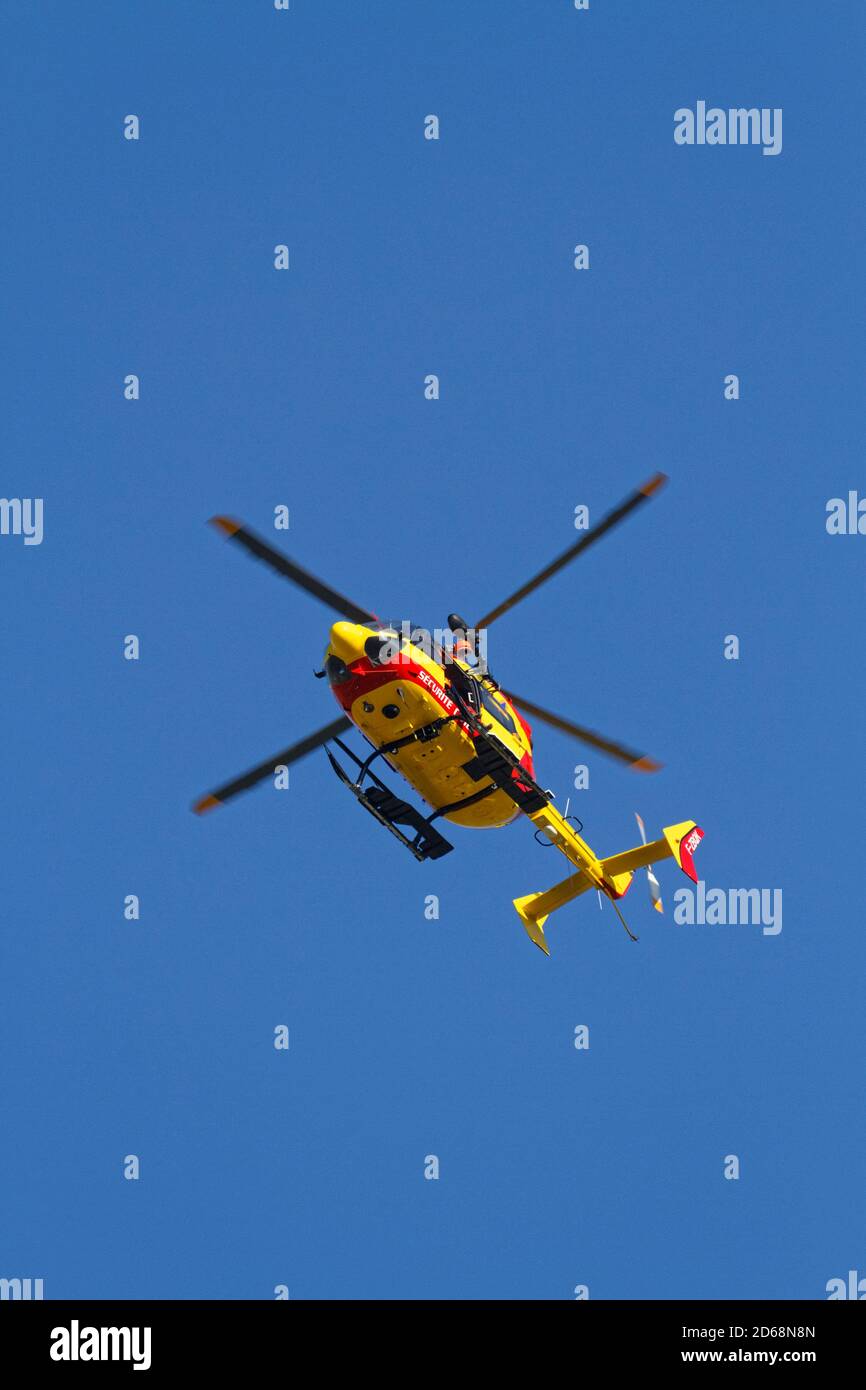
[1,1,863,1299]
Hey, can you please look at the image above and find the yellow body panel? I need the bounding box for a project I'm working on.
[350,678,519,828]
[327,625,531,828]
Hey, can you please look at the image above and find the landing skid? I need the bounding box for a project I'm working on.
[326,737,454,862]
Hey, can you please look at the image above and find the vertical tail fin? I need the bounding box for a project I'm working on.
[662,822,704,883]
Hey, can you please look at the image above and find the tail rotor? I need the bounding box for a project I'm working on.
[635,813,664,914]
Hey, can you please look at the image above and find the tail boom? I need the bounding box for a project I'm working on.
[513,817,703,953]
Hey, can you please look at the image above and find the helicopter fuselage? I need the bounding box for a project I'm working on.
[324,622,534,828]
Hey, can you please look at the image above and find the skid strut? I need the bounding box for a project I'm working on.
[326,737,454,862]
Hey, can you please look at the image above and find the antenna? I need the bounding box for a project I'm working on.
[609,895,638,942]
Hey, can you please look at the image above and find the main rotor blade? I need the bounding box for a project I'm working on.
[210,517,375,625]
[193,714,352,813]
[501,690,661,772]
[476,473,667,629]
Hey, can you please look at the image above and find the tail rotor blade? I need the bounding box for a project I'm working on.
[635,812,664,913]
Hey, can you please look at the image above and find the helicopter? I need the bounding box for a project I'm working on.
[193,472,703,954]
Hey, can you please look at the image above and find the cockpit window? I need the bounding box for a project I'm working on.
[325,654,351,685]
[479,687,516,734]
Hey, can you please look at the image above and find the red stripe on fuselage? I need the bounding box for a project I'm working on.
[330,657,457,717]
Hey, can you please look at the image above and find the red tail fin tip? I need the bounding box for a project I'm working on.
[678,826,704,883]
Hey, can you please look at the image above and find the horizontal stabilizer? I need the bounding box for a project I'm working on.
[513,895,551,955]
[512,819,704,950]
[512,871,594,954]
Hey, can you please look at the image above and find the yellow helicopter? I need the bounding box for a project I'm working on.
[193,473,703,954]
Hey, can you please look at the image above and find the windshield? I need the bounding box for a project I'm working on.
[479,687,516,735]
